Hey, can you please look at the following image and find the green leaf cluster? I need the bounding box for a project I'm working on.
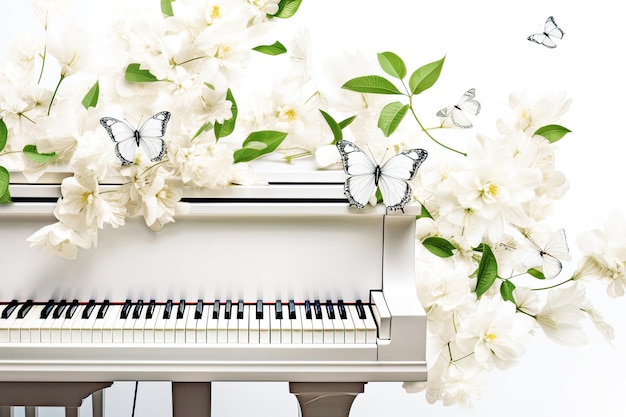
[475,244,498,298]
[161,0,174,16]
[341,52,445,138]
[125,63,160,83]
[22,145,57,163]
[233,131,287,163]
[270,0,302,18]
[0,119,11,204]
[81,80,100,109]
[319,110,356,144]
[214,89,238,141]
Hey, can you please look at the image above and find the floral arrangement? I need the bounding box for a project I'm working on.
[0,0,624,408]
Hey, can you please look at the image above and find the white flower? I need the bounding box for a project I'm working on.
[582,300,615,344]
[129,168,185,231]
[456,296,532,369]
[26,221,95,260]
[575,211,626,298]
[247,0,280,15]
[46,18,96,77]
[535,282,589,346]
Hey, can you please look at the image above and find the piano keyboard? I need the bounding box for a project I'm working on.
[0,299,378,345]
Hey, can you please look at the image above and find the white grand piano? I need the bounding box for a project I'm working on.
[0,160,427,417]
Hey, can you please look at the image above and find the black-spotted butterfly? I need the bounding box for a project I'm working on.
[436,88,481,129]
[336,140,427,211]
[519,228,570,279]
[100,111,170,165]
[528,16,564,48]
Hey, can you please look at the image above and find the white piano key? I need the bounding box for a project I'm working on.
[259,304,271,344]
[320,304,334,344]
[281,306,292,344]
[123,305,141,343]
[9,305,34,343]
[329,304,345,344]
[269,304,282,343]
[163,306,178,343]
[111,305,127,343]
[184,303,200,344]
[20,305,45,343]
[362,306,378,344]
[60,305,83,343]
[142,305,162,343]
[216,304,229,344]
[205,304,218,344]
[82,305,101,343]
[0,310,20,343]
[299,305,313,344]
[342,306,357,344]
[237,304,249,344]
[310,309,323,344]
[348,305,367,344]
[195,304,208,344]
[101,305,122,343]
[175,304,193,343]
[290,306,302,344]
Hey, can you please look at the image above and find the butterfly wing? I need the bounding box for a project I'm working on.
[100,117,138,165]
[541,253,563,280]
[437,89,480,129]
[378,148,428,211]
[336,140,378,209]
[137,111,170,162]
[544,16,564,40]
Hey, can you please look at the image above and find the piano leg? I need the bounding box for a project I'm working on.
[172,382,211,417]
[92,389,104,417]
[0,407,11,417]
[25,408,36,417]
[289,382,365,417]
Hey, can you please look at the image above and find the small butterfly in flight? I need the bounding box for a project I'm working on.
[518,228,570,280]
[436,88,481,129]
[100,111,171,165]
[336,140,428,212]
[528,16,564,48]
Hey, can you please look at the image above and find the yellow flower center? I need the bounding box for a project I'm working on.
[284,108,297,121]
[81,191,94,205]
[486,333,497,342]
[210,5,221,20]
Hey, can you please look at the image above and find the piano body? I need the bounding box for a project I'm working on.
[0,161,427,416]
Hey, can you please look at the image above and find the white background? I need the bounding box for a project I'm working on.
[2,0,625,416]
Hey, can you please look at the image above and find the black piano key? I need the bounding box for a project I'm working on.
[120,299,132,319]
[1,300,18,319]
[325,300,335,319]
[237,300,244,320]
[177,300,186,319]
[288,300,296,319]
[145,300,156,319]
[82,300,96,319]
[65,299,79,319]
[338,299,347,320]
[212,300,220,319]
[314,300,322,320]
[195,300,204,319]
[133,300,144,319]
[163,300,173,319]
[304,300,312,319]
[275,300,283,320]
[96,300,109,319]
[17,300,34,319]
[224,300,232,320]
[356,299,366,320]
[256,300,263,320]
[41,300,55,319]
[52,300,67,319]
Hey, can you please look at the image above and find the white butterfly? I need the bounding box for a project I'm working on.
[336,140,428,211]
[518,228,570,280]
[100,111,170,165]
[528,16,564,49]
[436,88,481,129]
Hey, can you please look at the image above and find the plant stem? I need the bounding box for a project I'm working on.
[532,277,574,291]
[47,74,66,116]
[408,94,466,156]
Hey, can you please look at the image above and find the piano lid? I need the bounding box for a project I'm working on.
[7,157,349,203]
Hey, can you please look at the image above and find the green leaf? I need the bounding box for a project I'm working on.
[252,41,287,56]
[0,119,7,153]
[342,75,402,95]
[422,236,456,258]
[475,244,498,298]
[214,89,238,141]
[377,52,406,79]
[375,188,383,204]
[192,121,213,140]
[81,80,100,109]
[319,110,343,144]
[377,101,409,137]
[533,124,572,143]
[161,0,174,16]
[500,280,516,303]
[125,63,159,83]
[416,204,433,220]
[338,115,357,129]
[408,56,445,95]
[271,0,302,18]
[527,268,546,280]
[0,166,11,204]
[22,145,57,163]
[233,131,287,163]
